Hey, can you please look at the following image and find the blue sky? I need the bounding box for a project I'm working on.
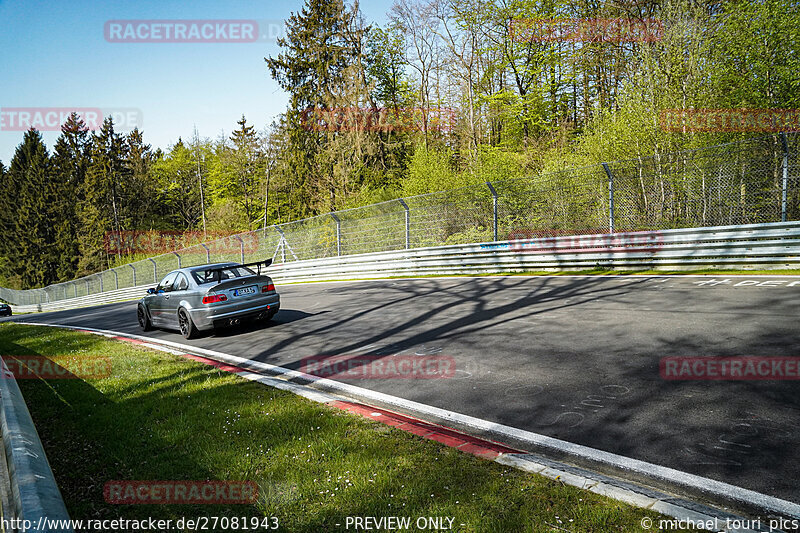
[0,0,393,163]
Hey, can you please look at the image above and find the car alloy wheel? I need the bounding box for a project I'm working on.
[178,308,198,339]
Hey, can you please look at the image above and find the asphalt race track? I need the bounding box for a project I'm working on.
[4,275,800,505]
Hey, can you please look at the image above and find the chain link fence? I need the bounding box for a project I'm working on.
[1,132,798,306]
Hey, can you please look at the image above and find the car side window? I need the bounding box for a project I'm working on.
[157,272,178,293]
[174,273,189,291]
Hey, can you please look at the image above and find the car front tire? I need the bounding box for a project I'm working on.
[178,308,199,339]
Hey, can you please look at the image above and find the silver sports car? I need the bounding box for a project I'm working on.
[137,260,280,339]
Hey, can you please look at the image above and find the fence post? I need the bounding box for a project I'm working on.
[201,243,210,263]
[99,274,104,293]
[486,182,498,241]
[398,199,410,249]
[275,225,286,263]
[172,251,182,269]
[149,258,157,283]
[130,264,137,287]
[111,268,119,290]
[602,163,615,233]
[330,213,341,256]
[85,279,90,296]
[233,236,245,263]
[781,132,789,222]
[73,282,77,299]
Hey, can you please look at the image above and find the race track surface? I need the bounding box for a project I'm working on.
[5,275,800,504]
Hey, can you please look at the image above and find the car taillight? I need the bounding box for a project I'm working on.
[202,294,227,304]
[262,283,275,293]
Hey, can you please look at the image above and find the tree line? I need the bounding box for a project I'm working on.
[1,0,798,289]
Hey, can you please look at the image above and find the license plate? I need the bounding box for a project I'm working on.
[233,286,256,297]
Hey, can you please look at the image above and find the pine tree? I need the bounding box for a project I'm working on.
[229,115,264,227]
[0,159,11,287]
[4,129,58,287]
[52,113,90,280]
[125,128,159,229]
[266,0,360,215]
[79,118,130,273]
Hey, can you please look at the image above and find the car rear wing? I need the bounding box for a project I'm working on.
[200,259,273,283]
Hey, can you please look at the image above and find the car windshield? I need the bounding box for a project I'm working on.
[192,266,255,285]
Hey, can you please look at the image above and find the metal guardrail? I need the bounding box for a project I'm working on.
[264,221,800,283]
[0,360,72,532]
[11,285,156,315]
[9,221,800,314]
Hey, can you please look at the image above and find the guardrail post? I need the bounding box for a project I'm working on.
[398,199,410,249]
[148,258,157,283]
[172,251,181,269]
[201,243,210,263]
[486,182,498,241]
[130,264,137,287]
[330,213,342,256]
[781,132,789,222]
[111,268,119,290]
[602,163,615,233]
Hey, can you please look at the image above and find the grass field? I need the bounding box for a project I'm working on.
[0,323,695,532]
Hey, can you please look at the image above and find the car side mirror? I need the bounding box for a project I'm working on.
[147,288,156,295]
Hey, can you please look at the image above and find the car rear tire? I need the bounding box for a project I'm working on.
[137,305,153,331]
[178,308,199,339]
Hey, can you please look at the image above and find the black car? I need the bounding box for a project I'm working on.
[0,304,11,317]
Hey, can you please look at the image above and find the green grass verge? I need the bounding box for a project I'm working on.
[0,324,696,532]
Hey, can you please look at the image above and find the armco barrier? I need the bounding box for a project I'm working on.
[266,221,800,283]
[0,359,72,532]
[7,221,800,313]
[11,285,155,314]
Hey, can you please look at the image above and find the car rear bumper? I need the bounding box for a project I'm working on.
[189,293,280,330]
